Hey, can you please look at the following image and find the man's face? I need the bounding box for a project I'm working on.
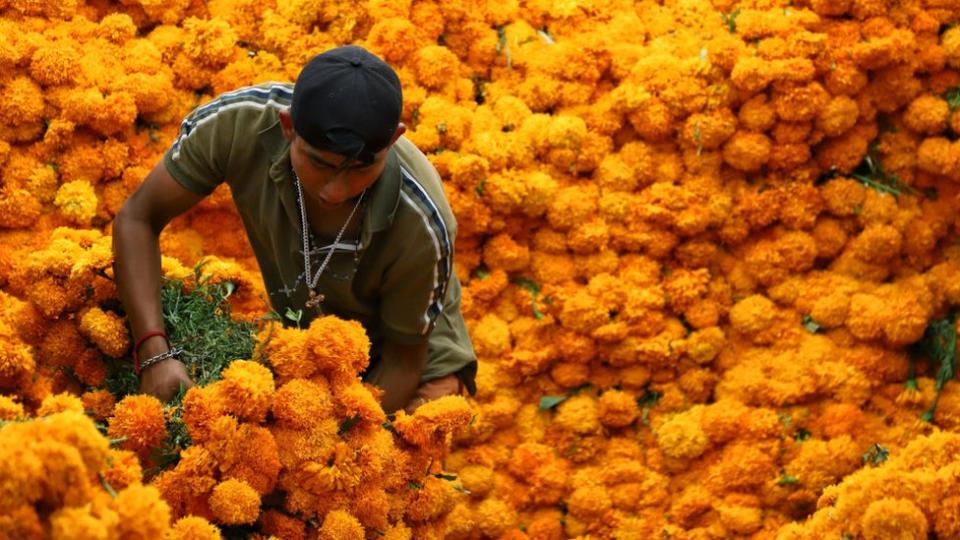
[278,109,403,209]
[290,137,387,209]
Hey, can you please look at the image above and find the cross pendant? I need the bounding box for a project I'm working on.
[306,290,324,309]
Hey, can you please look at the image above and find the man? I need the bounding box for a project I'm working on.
[112,45,477,413]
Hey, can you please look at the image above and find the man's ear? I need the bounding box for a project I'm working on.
[278,109,295,142]
[388,123,407,146]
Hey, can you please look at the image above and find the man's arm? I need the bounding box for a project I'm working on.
[368,339,428,413]
[112,160,205,402]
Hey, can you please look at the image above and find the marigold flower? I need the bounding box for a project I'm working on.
[54,180,98,226]
[317,510,363,540]
[108,395,168,455]
[216,360,275,423]
[271,378,333,429]
[596,390,639,428]
[394,395,473,451]
[209,478,260,525]
[78,307,130,358]
[113,484,172,539]
[102,448,142,492]
[167,516,222,540]
[0,394,24,420]
[37,392,85,416]
[49,505,111,540]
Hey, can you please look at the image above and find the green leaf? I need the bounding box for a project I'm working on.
[539,395,568,410]
[636,388,662,408]
[99,473,118,498]
[863,443,889,466]
[109,437,127,447]
[284,307,303,326]
[720,8,740,33]
[475,179,486,196]
[338,415,361,436]
[777,473,799,485]
[434,473,458,481]
[407,480,424,490]
[802,315,821,334]
[919,314,957,422]
[793,428,812,442]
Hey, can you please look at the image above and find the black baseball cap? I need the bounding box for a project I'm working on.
[289,45,403,167]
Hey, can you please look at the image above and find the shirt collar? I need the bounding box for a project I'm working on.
[259,117,402,243]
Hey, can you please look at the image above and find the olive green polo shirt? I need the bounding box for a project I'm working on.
[162,82,476,390]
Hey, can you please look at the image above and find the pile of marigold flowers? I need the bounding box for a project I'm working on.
[6,0,960,538]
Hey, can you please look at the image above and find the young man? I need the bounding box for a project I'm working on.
[112,46,477,413]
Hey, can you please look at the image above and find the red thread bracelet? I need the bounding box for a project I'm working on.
[133,330,169,375]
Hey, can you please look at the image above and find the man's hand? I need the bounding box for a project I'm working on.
[368,340,428,413]
[139,359,194,402]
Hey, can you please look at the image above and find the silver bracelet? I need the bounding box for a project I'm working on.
[139,347,185,374]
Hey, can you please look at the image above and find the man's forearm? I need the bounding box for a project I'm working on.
[112,210,168,357]
[371,340,427,413]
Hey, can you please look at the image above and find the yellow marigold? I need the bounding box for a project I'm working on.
[655,407,708,459]
[294,316,370,380]
[722,130,772,172]
[335,380,386,425]
[209,478,260,525]
[862,498,928,540]
[29,42,80,86]
[217,360,274,423]
[366,18,419,63]
[180,385,226,444]
[259,510,304,540]
[78,307,130,358]
[728,294,777,337]
[567,485,612,520]
[475,498,517,538]
[166,516,222,540]
[181,16,237,68]
[101,448,142,491]
[0,77,44,126]
[393,395,473,450]
[412,45,460,89]
[470,313,511,357]
[457,464,494,498]
[113,484,171,539]
[482,233,530,272]
[49,505,111,540]
[316,510,363,540]
[54,180,98,226]
[37,392,85,416]
[597,390,639,428]
[98,13,137,43]
[0,394,24,420]
[405,475,458,522]
[81,390,116,421]
[272,378,333,429]
[553,394,600,435]
[0,188,42,229]
[108,395,168,455]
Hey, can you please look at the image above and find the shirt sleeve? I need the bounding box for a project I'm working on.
[162,98,234,196]
[379,207,455,345]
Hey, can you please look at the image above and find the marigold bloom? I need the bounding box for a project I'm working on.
[216,360,275,423]
[596,390,639,428]
[108,395,168,456]
[317,510,363,540]
[271,378,333,429]
[167,516,222,540]
[37,392,85,416]
[394,395,473,451]
[209,478,260,525]
[54,180,98,226]
[113,484,172,539]
[78,307,130,358]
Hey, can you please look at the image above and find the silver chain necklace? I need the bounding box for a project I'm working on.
[292,170,366,309]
